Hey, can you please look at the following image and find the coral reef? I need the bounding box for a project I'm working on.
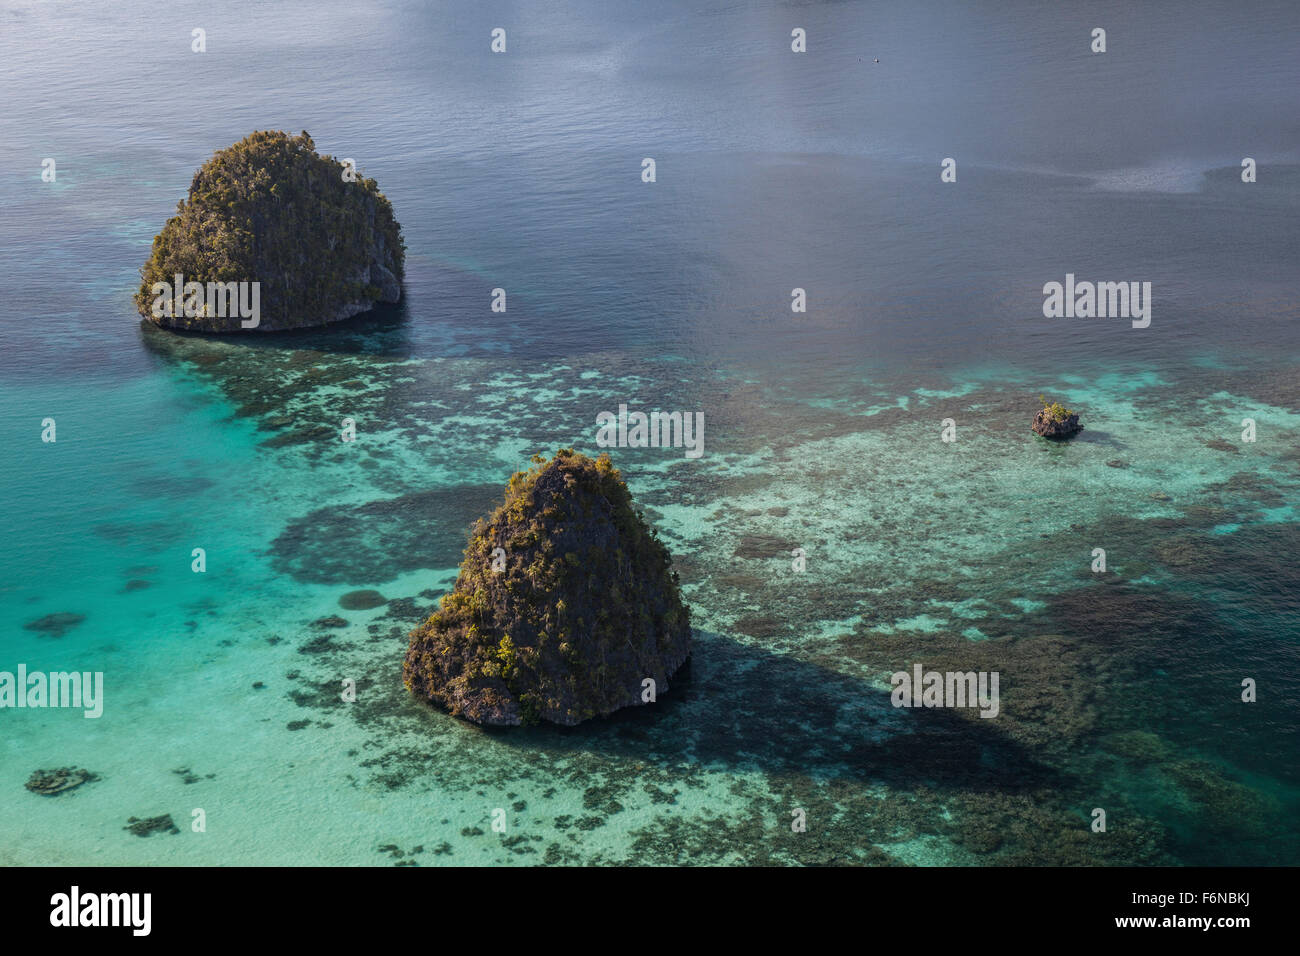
[124,814,180,837]
[22,613,85,637]
[340,590,387,610]
[25,768,99,796]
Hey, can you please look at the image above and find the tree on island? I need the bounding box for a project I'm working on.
[135,130,404,332]
[404,449,692,726]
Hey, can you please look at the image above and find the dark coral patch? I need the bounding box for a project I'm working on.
[23,613,85,638]
[25,768,99,796]
[271,484,501,585]
[340,589,387,610]
[124,815,180,837]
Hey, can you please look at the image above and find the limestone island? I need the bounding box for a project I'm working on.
[134,130,404,332]
[404,449,692,726]
[1032,396,1083,440]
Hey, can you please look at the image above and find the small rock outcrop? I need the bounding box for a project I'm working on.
[124,814,180,837]
[25,767,99,796]
[1032,398,1083,440]
[135,130,404,332]
[404,449,692,726]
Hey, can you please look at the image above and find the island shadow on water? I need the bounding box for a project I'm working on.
[472,629,1067,796]
[371,628,1168,865]
[138,297,416,361]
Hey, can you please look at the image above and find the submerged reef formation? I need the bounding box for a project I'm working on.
[339,589,387,610]
[124,814,180,837]
[22,612,85,637]
[1031,396,1082,439]
[404,449,692,726]
[135,130,404,331]
[25,767,99,796]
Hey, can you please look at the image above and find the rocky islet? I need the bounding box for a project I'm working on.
[403,449,693,726]
[135,130,404,332]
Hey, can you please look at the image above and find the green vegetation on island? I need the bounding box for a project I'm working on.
[1037,394,1075,423]
[404,449,692,726]
[135,130,404,332]
[1032,394,1083,439]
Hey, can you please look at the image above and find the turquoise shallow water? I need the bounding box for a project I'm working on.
[2,0,1298,865]
[3,339,1298,865]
